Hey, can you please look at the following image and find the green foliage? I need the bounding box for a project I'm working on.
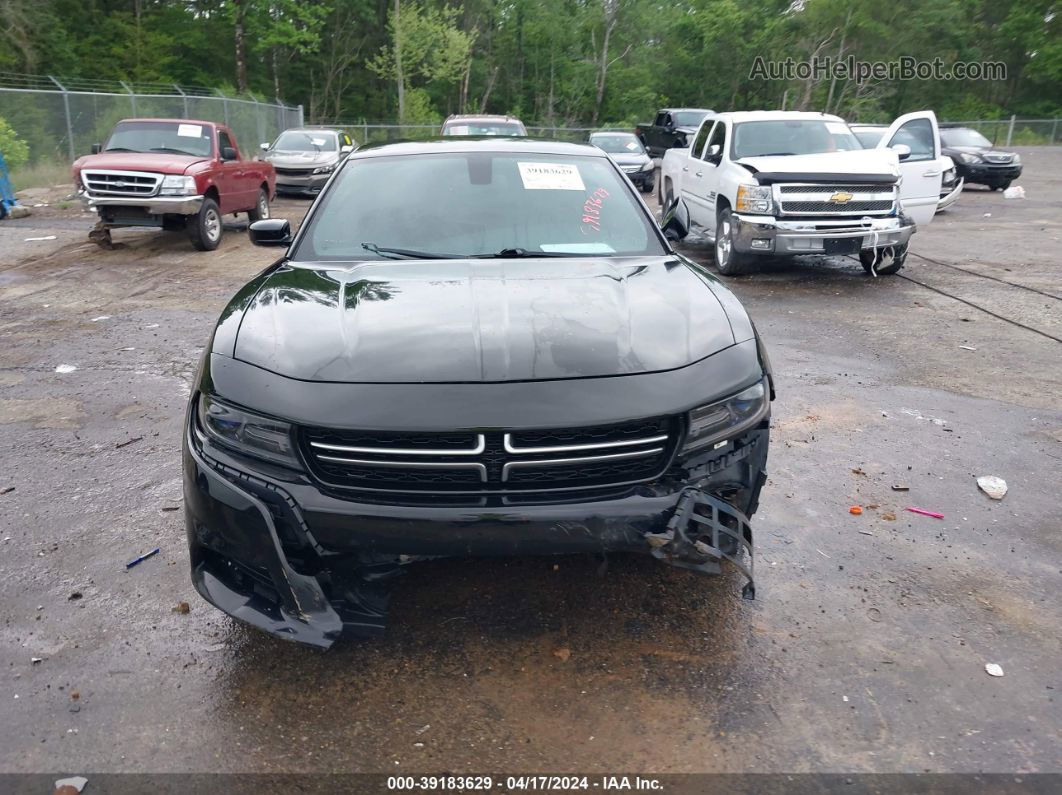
[0,117,31,169]
[0,0,1058,128]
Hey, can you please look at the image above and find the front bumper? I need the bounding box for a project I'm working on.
[275,173,330,194]
[957,163,1022,185]
[622,168,655,187]
[79,191,204,216]
[731,213,916,256]
[938,178,964,210]
[184,416,768,648]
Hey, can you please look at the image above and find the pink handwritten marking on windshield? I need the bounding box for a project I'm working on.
[581,187,610,234]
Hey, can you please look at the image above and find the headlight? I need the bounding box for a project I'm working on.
[681,380,768,454]
[313,163,336,175]
[959,152,981,164]
[197,394,299,467]
[1012,154,1021,165]
[158,175,197,196]
[735,184,773,214]
[943,168,955,182]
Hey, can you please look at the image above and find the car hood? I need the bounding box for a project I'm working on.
[611,152,651,166]
[265,150,338,167]
[738,148,900,177]
[230,257,739,383]
[74,152,210,174]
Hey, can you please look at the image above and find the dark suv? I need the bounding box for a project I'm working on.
[940,127,1022,190]
[183,139,773,648]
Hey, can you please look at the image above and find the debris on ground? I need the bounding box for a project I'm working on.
[849,506,863,515]
[891,484,910,492]
[90,316,110,322]
[858,530,874,536]
[7,205,30,219]
[851,467,866,476]
[1003,186,1025,199]
[54,776,88,795]
[982,213,992,217]
[0,486,14,495]
[976,475,1008,500]
[553,647,572,662]
[126,547,161,569]
[906,507,945,519]
[54,364,78,374]
[174,601,190,614]
[959,345,977,351]
[985,663,1004,677]
[68,591,82,601]
[31,657,43,664]
[115,436,143,449]
[882,512,897,521]
[24,235,57,241]
[415,724,431,735]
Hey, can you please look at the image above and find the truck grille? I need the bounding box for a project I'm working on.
[82,170,162,197]
[777,183,896,216]
[300,418,678,495]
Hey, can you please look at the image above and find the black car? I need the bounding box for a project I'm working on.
[940,127,1022,190]
[183,139,773,648]
[588,131,655,192]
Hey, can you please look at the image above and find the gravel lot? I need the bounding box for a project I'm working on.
[1,149,1060,777]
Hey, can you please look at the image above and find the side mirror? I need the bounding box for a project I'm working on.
[660,197,690,242]
[221,146,238,161]
[705,144,722,162]
[891,143,911,160]
[259,142,269,151]
[91,143,102,154]
[249,218,292,247]
[340,145,354,154]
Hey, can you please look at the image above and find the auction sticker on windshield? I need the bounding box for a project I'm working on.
[518,162,585,191]
[178,124,203,138]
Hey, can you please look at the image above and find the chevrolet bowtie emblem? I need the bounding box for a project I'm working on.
[829,191,854,204]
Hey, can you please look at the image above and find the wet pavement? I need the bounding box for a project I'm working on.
[1,152,1060,775]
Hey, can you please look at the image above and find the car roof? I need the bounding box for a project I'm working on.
[660,108,712,113]
[350,138,608,159]
[444,115,523,123]
[118,118,219,127]
[713,111,847,123]
[280,127,341,134]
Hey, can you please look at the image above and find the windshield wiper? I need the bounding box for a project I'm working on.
[361,242,460,260]
[477,247,592,258]
[754,152,797,157]
[102,147,138,153]
[149,147,200,156]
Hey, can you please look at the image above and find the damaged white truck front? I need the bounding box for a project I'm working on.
[660,110,945,276]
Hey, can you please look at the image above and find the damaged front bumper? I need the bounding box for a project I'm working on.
[184,421,767,649]
[731,213,915,256]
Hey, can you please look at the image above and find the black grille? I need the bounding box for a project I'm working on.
[779,184,886,194]
[781,200,893,213]
[299,418,677,496]
[275,167,314,177]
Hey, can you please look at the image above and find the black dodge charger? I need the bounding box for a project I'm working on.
[183,138,774,648]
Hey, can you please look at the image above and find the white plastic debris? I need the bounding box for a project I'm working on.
[982,213,991,218]
[90,316,111,322]
[985,663,1004,677]
[54,364,78,374]
[23,235,57,242]
[55,777,88,793]
[977,476,1008,500]
[958,345,977,351]
[1003,185,1025,199]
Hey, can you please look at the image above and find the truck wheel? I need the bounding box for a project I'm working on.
[187,198,222,251]
[715,209,754,275]
[860,242,908,276]
[247,187,270,223]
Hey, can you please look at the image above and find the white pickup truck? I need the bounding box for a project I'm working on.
[660,110,947,275]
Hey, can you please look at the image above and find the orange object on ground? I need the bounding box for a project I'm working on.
[849,506,863,515]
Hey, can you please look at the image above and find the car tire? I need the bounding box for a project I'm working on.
[640,180,654,194]
[715,208,754,276]
[247,187,270,224]
[999,180,1012,191]
[860,242,908,276]
[187,198,223,251]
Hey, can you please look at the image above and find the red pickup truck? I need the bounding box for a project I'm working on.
[72,118,276,250]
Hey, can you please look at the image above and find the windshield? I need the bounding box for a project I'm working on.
[854,128,885,148]
[589,134,646,155]
[272,131,338,152]
[293,152,665,261]
[940,128,993,148]
[732,120,862,158]
[671,111,708,127]
[443,122,526,136]
[104,121,213,157]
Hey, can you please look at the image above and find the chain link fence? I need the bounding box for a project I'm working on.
[330,119,1061,147]
[0,72,303,168]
